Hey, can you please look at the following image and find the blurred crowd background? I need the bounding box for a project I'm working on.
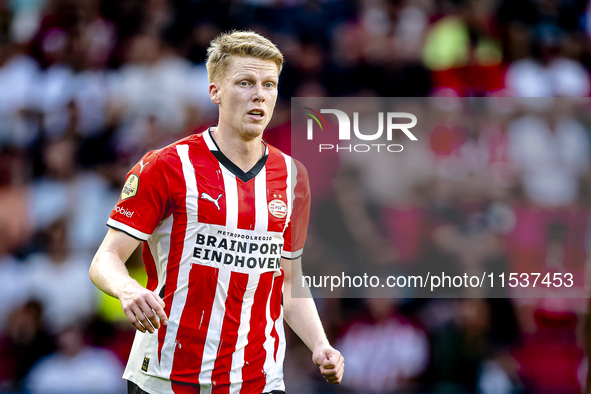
[0,0,590,393]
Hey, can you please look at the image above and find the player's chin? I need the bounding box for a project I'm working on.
[242,122,266,138]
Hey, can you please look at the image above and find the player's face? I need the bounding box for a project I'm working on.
[212,56,279,140]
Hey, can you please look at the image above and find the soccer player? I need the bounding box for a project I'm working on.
[89,31,344,394]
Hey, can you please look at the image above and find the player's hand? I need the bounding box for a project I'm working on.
[118,280,168,334]
[312,345,344,384]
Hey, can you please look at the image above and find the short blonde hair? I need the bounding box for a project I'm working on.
[206,31,284,83]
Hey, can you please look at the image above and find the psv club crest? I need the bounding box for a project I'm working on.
[268,198,287,219]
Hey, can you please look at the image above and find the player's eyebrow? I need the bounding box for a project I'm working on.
[232,65,278,79]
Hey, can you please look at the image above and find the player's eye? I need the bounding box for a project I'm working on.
[265,82,275,88]
[240,81,249,86]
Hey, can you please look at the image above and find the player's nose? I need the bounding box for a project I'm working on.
[252,83,265,102]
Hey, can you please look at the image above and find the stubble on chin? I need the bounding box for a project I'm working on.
[239,122,266,141]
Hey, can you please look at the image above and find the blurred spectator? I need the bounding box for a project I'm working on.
[0,253,31,332]
[24,325,125,393]
[512,306,585,393]
[0,41,40,148]
[335,297,429,392]
[0,301,54,391]
[507,104,590,208]
[109,34,198,154]
[504,26,590,97]
[28,137,119,252]
[27,220,98,333]
[423,1,504,95]
[0,146,32,251]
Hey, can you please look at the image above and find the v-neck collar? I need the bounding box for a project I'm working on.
[202,125,269,183]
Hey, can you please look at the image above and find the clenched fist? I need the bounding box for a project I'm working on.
[313,345,345,384]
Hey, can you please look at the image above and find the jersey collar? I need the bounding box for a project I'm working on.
[203,125,269,183]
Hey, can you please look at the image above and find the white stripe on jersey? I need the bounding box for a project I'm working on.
[107,218,151,241]
[199,384,213,394]
[203,128,217,151]
[198,268,231,384]
[280,249,303,259]
[222,170,238,231]
[147,214,174,298]
[264,307,286,393]
[229,274,259,394]
[160,144,198,378]
[192,160,239,385]
[254,167,268,233]
[262,278,278,387]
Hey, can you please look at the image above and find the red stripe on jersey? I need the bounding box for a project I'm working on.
[240,272,274,394]
[269,271,284,360]
[294,160,311,247]
[265,148,289,233]
[211,272,249,393]
[143,243,159,291]
[237,180,256,231]
[170,265,219,383]
[192,144,227,226]
[158,152,189,364]
[171,381,200,394]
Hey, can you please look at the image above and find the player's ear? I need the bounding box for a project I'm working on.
[209,82,221,105]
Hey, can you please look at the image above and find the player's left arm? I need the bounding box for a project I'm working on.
[281,257,344,384]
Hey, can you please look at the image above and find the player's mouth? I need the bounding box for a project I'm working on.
[247,109,265,120]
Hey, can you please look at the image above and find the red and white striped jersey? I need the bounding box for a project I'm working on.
[107,127,311,394]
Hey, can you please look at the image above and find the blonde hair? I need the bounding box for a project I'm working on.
[206,31,284,83]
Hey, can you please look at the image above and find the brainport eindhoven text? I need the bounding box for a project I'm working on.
[193,232,282,270]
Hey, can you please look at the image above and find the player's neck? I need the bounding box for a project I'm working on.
[210,126,265,173]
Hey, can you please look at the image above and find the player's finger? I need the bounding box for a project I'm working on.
[324,372,340,384]
[324,363,343,377]
[337,361,345,375]
[322,352,340,369]
[321,359,344,379]
[147,294,168,325]
[155,293,166,309]
[137,299,159,331]
[337,368,344,381]
[320,366,337,377]
[325,366,344,384]
[124,306,146,333]
[131,304,153,334]
[334,362,344,380]
[322,359,335,369]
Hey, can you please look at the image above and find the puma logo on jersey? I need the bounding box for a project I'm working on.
[201,192,223,211]
[139,160,149,173]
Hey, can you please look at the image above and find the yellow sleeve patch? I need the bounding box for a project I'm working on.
[121,173,139,200]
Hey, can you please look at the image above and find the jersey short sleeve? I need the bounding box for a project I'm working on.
[107,151,169,241]
[282,159,311,259]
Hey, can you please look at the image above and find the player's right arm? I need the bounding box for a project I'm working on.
[90,150,171,334]
[89,228,168,334]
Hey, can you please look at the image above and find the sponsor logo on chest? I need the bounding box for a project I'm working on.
[193,230,283,272]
